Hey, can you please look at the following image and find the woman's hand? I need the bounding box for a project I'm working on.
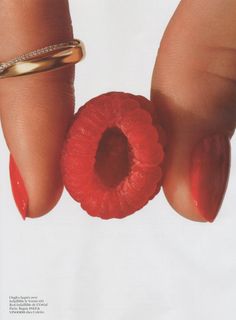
[0,0,75,218]
[152,0,236,221]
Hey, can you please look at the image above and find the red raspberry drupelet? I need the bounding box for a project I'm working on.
[61,92,164,219]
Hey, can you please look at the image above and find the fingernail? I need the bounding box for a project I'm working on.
[9,155,28,220]
[190,134,230,222]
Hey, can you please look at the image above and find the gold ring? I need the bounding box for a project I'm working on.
[0,39,83,79]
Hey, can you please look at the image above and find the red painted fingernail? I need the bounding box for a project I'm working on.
[9,155,28,220]
[190,134,230,222]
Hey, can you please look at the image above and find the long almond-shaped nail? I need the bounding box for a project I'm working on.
[190,134,230,222]
[9,155,28,220]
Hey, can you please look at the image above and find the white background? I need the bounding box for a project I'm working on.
[1,0,236,319]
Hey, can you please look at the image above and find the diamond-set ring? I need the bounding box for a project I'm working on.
[0,39,83,79]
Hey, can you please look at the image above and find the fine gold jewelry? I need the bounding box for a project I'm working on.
[0,39,83,79]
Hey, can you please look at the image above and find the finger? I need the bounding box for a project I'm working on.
[151,0,236,222]
[0,0,75,218]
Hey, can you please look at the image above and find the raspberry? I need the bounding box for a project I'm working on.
[61,92,164,219]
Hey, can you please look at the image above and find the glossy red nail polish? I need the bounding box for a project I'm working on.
[9,155,28,220]
[190,134,230,222]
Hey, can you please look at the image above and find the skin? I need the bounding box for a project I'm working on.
[0,0,75,217]
[0,0,235,219]
[152,0,236,221]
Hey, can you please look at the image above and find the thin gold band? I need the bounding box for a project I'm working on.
[0,39,83,79]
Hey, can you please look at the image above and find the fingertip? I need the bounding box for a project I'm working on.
[161,131,231,223]
[162,159,208,223]
[10,153,64,219]
[27,181,64,219]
